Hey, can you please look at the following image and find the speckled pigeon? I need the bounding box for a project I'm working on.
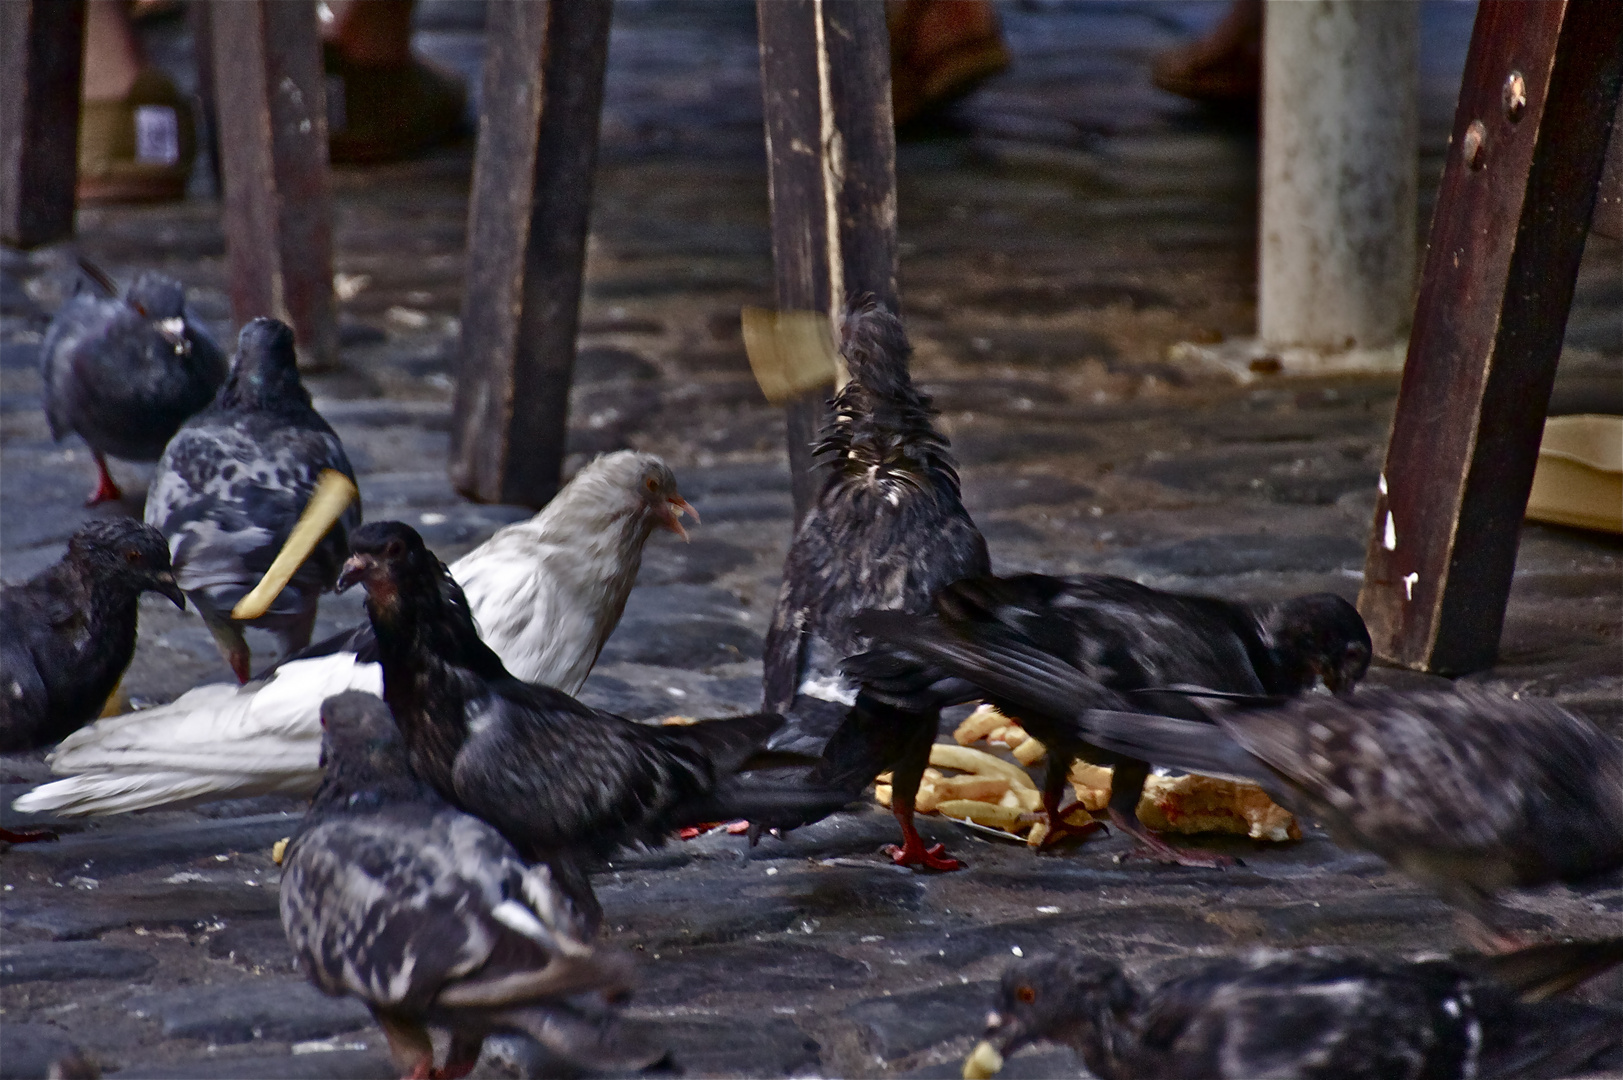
[974,944,1623,1079]
[905,621,1623,942]
[17,451,695,818]
[281,692,665,1079]
[337,520,845,931]
[41,261,227,505]
[145,316,360,683]
[0,518,183,753]
[762,296,990,870]
[846,575,1371,865]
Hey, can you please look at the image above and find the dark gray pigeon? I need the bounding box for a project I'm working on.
[974,943,1623,1080]
[145,317,360,683]
[281,692,665,1079]
[0,518,184,753]
[42,262,227,505]
[762,296,990,870]
[846,575,1371,866]
[336,521,845,931]
[908,623,1623,944]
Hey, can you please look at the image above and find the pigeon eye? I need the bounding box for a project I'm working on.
[645,476,659,493]
[125,549,142,565]
[384,540,404,559]
[1015,985,1037,1004]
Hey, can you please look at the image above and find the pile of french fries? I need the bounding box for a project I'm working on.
[874,704,1300,847]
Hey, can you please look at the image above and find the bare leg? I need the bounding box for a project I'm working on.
[277,602,320,662]
[433,1034,483,1080]
[1108,759,1236,868]
[1033,755,1105,849]
[373,1010,435,1080]
[0,827,59,844]
[883,734,962,871]
[86,451,123,505]
[203,613,252,684]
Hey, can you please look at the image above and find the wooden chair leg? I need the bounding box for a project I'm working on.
[451,0,612,508]
[209,0,338,370]
[1358,0,1623,674]
[0,0,86,249]
[758,0,901,522]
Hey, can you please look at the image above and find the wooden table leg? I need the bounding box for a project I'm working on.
[209,0,337,370]
[758,0,900,522]
[0,0,85,249]
[451,0,612,508]
[1358,0,1623,674]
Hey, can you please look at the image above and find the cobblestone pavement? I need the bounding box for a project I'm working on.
[3,3,1620,1077]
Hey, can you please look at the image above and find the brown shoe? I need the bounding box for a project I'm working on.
[77,68,196,204]
[324,47,467,165]
[888,0,1011,127]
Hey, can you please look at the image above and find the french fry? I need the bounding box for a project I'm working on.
[271,837,289,865]
[740,307,845,404]
[232,470,358,620]
[876,772,893,785]
[953,705,1007,746]
[1012,787,1042,812]
[1138,773,1300,841]
[998,790,1022,810]
[999,726,1026,749]
[936,799,1023,830]
[934,775,1010,804]
[1012,736,1047,765]
[659,715,698,726]
[875,784,893,808]
[963,1039,1004,1080]
[1025,820,1049,848]
[1069,761,1114,812]
[929,744,1037,790]
[916,779,941,814]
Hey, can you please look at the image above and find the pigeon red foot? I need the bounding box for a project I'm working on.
[0,827,60,844]
[1109,808,1237,868]
[677,820,751,840]
[883,804,962,871]
[86,451,123,506]
[1031,804,1106,850]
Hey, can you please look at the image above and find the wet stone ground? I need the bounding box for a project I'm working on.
[3,2,1621,1077]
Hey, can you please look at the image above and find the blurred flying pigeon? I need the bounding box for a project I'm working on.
[971,944,1623,1079]
[847,575,1371,865]
[16,451,694,817]
[907,621,1623,943]
[42,262,227,505]
[0,519,183,753]
[281,692,665,1078]
[762,297,989,870]
[337,520,844,930]
[145,317,360,683]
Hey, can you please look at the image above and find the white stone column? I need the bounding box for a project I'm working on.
[1259,0,1419,358]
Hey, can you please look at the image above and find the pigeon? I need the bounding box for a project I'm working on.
[1020,680,1623,946]
[15,451,695,818]
[337,520,843,930]
[281,692,665,1079]
[144,316,360,684]
[0,518,184,753]
[41,261,227,506]
[847,574,1371,865]
[762,296,989,870]
[969,943,1623,1080]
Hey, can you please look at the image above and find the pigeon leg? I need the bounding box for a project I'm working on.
[85,451,123,506]
[0,827,59,844]
[432,1034,483,1080]
[203,613,253,684]
[1106,759,1236,869]
[373,1010,436,1080]
[882,737,963,871]
[1034,754,1105,848]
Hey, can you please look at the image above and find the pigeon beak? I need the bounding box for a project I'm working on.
[658,495,699,542]
[335,554,373,594]
[155,572,186,610]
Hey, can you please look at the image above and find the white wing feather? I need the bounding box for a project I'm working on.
[12,451,657,819]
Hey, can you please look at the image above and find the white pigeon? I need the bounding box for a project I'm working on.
[13,450,697,817]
